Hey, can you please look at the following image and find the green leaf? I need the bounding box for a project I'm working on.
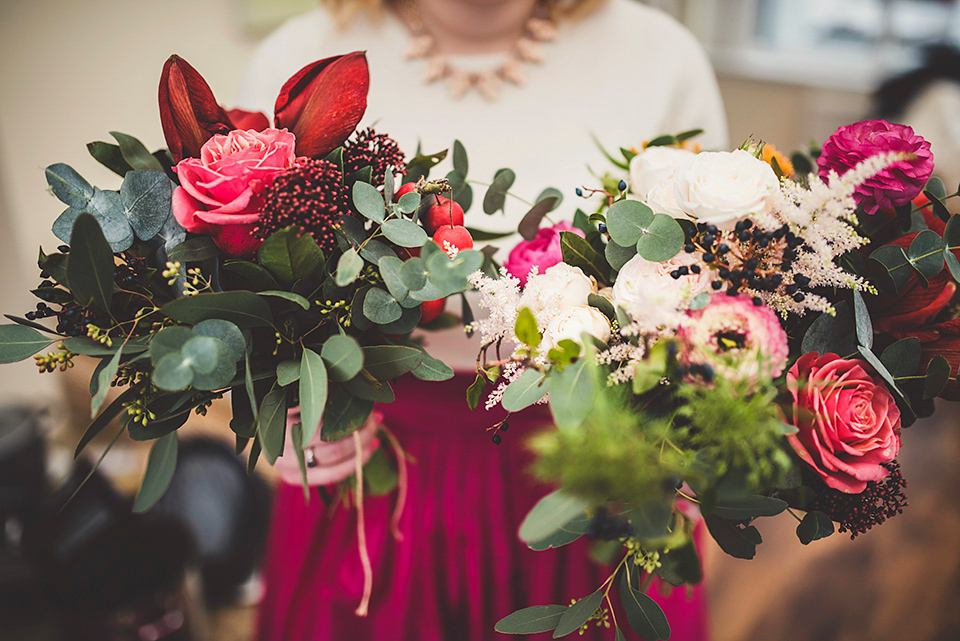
[362,345,423,380]
[495,605,568,635]
[627,500,674,539]
[619,571,670,641]
[559,231,609,284]
[801,300,856,357]
[299,348,329,446]
[880,337,921,378]
[181,336,220,375]
[605,241,636,272]
[132,432,178,513]
[712,495,788,520]
[67,213,115,314]
[75,387,137,457]
[335,247,364,287]
[45,163,94,209]
[606,199,654,246]
[149,327,194,363]
[615,626,626,641]
[868,245,912,295]
[381,219,428,247]
[258,290,311,310]
[518,490,591,543]
[852,290,873,349]
[153,352,194,391]
[258,386,288,464]
[321,335,364,382]
[554,589,604,638]
[466,373,487,410]
[359,239,397,264]
[517,197,559,241]
[399,256,428,291]
[90,346,123,417]
[111,131,164,172]
[636,214,685,262]
[924,354,951,399]
[452,139,468,176]
[0,325,55,363]
[87,141,133,177]
[411,350,454,381]
[363,287,402,324]
[230,384,257,438]
[906,229,945,279]
[404,148,447,183]
[397,191,421,215]
[703,513,759,559]
[193,319,245,362]
[549,357,596,430]
[527,512,590,551]
[797,510,834,544]
[379,256,409,302]
[167,237,221,263]
[53,191,135,253]
[379,304,422,334]
[353,181,386,223]
[515,307,541,348]
[483,168,516,214]
[222,260,281,291]
[120,170,173,241]
[162,291,274,329]
[343,373,395,402]
[320,385,374,441]
[502,368,548,411]
[258,227,325,287]
[277,360,301,386]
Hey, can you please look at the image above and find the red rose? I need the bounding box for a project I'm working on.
[787,352,901,493]
[172,128,297,256]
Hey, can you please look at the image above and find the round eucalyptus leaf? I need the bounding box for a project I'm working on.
[363,287,403,324]
[399,256,428,290]
[382,219,428,248]
[398,191,421,214]
[193,319,245,362]
[353,181,385,223]
[378,256,409,301]
[636,213,685,262]
[606,199,654,246]
[149,327,195,364]
[335,248,364,287]
[321,334,364,382]
[152,352,194,391]
[181,335,220,375]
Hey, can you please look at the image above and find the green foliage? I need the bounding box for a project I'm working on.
[0,325,55,363]
[132,432,177,513]
[495,605,568,635]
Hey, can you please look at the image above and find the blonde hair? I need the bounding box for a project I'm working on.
[325,0,608,27]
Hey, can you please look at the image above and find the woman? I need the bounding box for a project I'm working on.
[239,1,727,639]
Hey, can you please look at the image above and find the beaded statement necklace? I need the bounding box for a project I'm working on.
[401,1,558,101]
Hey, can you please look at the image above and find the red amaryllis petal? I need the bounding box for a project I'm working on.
[227,108,270,132]
[159,55,234,162]
[274,51,369,158]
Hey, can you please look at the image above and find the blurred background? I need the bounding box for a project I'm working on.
[1,0,958,639]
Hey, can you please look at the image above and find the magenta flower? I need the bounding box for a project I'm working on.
[504,221,584,286]
[817,119,934,215]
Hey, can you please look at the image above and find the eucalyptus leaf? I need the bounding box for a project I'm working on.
[554,589,604,638]
[495,605,568,635]
[359,239,397,264]
[906,229,945,279]
[363,287,403,324]
[636,214,685,262]
[452,139,468,176]
[120,170,173,240]
[549,357,596,430]
[132,432,178,513]
[320,385,374,442]
[153,352,194,391]
[222,260,280,291]
[712,495,788,520]
[797,510,834,544]
[382,219,428,247]
[335,248,364,287]
[619,571,670,641]
[168,237,221,263]
[924,354,951,399]
[411,350,454,381]
[258,386,288,464]
[258,227,325,287]
[501,368,548,411]
[379,304,423,333]
[87,141,132,177]
[559,232,608,283]
[399,256,428,291]
[353,181,386,223]
[193,319,245,362]
[518,490,591,543]
[483,168,516,215]
[75,388,137,457]
[0,325,55,363]
[517,197,559,241]
[868,245,912,295]
[606,199,654,246]
[45,163,94,209]
[111,131,164,172]
[162,291,274,329]
[605,241,636,272]
[67,213,115,314]
[362,345,423,380]
[880,337,921,378]
[852,290,873,349]
[321,334,364,382]
[703,513,759,559]
[277,360,301,386]
[527,512,590,551]
[258,290,311,310]
[343,373,395,402]
[298,348,329,446]
[90,346,123,418]
[398,191,421,215]
[149,327,194,363]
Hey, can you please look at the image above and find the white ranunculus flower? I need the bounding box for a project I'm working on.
[541,305,612,352]
[612,253,712,328]
[521,263,595,324]
[672,149,780,230]
[628,146,696,198]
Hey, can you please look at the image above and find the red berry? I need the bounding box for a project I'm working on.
[423,196,464,235]
[432,224,473,251]
[419,298,446,324]
[393,182,417,202]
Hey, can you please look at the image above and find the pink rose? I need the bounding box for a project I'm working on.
[817,120,934,216]
[172,128,297,256]
[786,352,901,493]
[504,221,584,286]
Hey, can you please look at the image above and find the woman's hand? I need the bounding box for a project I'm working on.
[272,407,382,486]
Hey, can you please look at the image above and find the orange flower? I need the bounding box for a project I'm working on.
[761,143,794,178]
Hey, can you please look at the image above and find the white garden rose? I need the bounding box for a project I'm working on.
[521,263,595,324]
[672,149,780,230]
[541,305,612,352]
[612,253,712,328]
[628,146,696,198]
[644,179,685,216]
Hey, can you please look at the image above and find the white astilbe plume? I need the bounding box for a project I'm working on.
[466,268,523,346]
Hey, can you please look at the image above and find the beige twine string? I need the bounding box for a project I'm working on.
[381,426,408,542]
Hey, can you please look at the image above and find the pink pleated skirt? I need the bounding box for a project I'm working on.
[256,374,711,641]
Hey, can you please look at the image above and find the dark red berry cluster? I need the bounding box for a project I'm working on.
[342,127,405,187]
[808,461,908,539]
[254,158,349,253]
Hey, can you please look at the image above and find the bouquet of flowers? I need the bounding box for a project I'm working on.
[470,121,955,639]
[0,52,489,518]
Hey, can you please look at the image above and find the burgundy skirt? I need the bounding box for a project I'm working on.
[256,374,711,641]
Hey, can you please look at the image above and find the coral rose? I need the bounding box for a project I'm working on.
[787,352,901,493]
[817,119,934,216]
[504,221,584,285]
[173,128,297,256]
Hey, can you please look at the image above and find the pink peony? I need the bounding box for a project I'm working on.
[678,294,788,384]
[173,128,298,256]
[504,221,584,286]
[787,353,901,493]
[817,119,934,216]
